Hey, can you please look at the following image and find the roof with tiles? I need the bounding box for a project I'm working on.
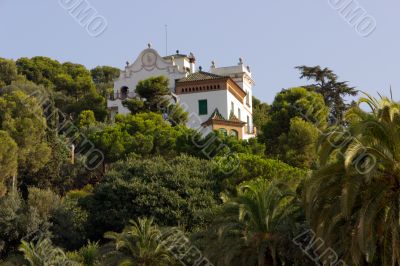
[209,108,226,121]
[177,71,227,83]
[202,108,246,127]
[229,112,241,122]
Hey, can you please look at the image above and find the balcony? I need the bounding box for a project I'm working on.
[109,91,136,101]
[245,126,257,135]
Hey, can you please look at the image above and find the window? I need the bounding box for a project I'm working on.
[246,91,250,106]
[231,102,234,114]
[230,129,238,139]
[238,108,241,120]
[120,86,129,100]
[198,99,208,115]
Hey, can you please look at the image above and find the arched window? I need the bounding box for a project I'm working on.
[120,86,129,100]
[230,129,238,139]
[219,128,228,137]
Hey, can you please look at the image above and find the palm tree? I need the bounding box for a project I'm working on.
[67,241,100,266]
[103,217,177,266]
[195,178,303,266]
[305,95,400,265]
[19,237,71,266]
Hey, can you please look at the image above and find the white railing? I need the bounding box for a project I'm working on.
[245,126,257,135]
[109,91,136,100]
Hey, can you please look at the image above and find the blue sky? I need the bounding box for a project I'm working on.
[0,0,398,103]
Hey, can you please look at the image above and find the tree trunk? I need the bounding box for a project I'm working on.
[261,249,275,266]
[12,174,16,194]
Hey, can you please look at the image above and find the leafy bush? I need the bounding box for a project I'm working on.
[82,154,220,240]
[219,153,308,192]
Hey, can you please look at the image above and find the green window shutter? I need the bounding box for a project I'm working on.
[199,99,208,115]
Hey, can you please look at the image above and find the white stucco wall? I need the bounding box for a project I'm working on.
[107,47,256,139]
[177,90,228,126]
[176,89,255,139]
[173,57,192,72]
[113,48,188,96]
[210,64,255,111]
[108,48,190,115]
[226,91,253,140]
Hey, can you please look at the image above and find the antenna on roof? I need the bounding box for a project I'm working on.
[165,24,168,56]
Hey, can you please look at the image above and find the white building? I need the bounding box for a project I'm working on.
[107,44,256,140]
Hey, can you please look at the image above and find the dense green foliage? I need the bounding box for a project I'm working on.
[305,96,400,265]
[0,90,51,179]
[262,87,328,168]
[90,66,120,85]
[193,178,308,266]
[15,56,108,121]
[1,57,397,265]
[88,112,188,165]
[252,96,270,130]
[82,155,220,239]
[103,218,178,266]
[0,131,17,196]
[220,153,307,192]
[123,76,188,125]
[0,58,19,87]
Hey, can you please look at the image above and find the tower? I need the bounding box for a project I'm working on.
[209,58,255,132]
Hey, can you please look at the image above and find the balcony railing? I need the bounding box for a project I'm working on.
[109,91,136,101]
[245,126,257,135]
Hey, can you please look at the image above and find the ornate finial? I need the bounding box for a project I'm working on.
[189,52,196,63]
[238,57,243,65]
[171,56,175,65]
[247,65,251,72]
[147,42,152,48]
[199,66,203,71]
[176,50,179,54]
[211,60,216,68]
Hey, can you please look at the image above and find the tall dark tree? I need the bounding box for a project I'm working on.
[0,131,18,196]
[90,66,120,99]
[0,90,51,176]
[252,96,270,130]
[0,58,19,87]
[16,57,107,122]
[262,87,328,160]
[90,66,120,84]
[296,65,357,123]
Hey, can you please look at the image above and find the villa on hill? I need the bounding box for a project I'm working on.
[107,44,256,140]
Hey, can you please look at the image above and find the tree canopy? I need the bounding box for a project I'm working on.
[262,87,328,167]
[1,55,398,266]
[296,65,358,123]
